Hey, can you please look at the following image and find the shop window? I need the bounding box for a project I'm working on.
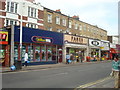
[69,48,75,54]
[28,45,33,62]
[47,46,52,61]
[14,45,18,61]
[41,45,46,61]
[21,45,26,61]
[0,47,5,64]
[35,46,40,61]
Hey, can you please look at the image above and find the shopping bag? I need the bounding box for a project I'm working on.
[27,61,30,63]
[68,60,71,63]
[10,65,16,71]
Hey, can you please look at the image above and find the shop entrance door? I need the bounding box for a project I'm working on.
[58,48,62,63]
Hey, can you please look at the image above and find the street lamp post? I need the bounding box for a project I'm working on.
[18,2,24,69]
[19,14,22,67]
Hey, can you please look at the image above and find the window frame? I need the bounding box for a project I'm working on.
[62,19,66,26]
[47,14,52,23]
[69,20,72,28]
[56,16,60,25]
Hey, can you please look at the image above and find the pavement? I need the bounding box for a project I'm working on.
[1,60,118,88]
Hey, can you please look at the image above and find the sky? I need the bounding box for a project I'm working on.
[35,0,119,35]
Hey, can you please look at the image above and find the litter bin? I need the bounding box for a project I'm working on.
[14,60,22,70]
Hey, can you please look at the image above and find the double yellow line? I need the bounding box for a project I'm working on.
[75,76,111,89]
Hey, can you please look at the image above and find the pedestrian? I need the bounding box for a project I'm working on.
[66,53,70,64]
[24,51,28,67]
[111,57,120,88]
[80,54,83,63]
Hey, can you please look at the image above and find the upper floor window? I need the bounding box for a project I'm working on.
[56,16,60,25]
[83,25,86,31]
[48,14,52,23]
[62,19,66,26]
[6,19,17,26]
[7,2,18,13]
[79,24,82,30]
[69,21,72,28]
[27,23,37,28]
[47,27,52,31]
[75,23,78,30]
[28,7,37,18]
[88,27,90,31]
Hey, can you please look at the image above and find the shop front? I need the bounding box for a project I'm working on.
[100,40,110,60]
[12,26,63,65]
[63,34,88,63]
[0,30,10,67]
[89,39,101,61]
[109,43,117,60]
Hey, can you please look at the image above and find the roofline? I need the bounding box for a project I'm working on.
[43,7,107,32]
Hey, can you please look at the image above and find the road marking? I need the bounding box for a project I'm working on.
[53,72,68,76]
[2,68,50,74]
[46,72,68,77]
[75,76,111,89]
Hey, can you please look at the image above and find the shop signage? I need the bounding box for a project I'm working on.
[91,41,99,46]
[64,35,88,44]
[31,36,53,44]
[100,47,104,49]
[100,41,109,50]
[0,31,8,44]
[89,39,101,46]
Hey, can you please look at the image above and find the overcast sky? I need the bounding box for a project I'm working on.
[35,0,119,35]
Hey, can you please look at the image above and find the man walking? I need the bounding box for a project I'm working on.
[112,57,120,88]
[24,51,28,67]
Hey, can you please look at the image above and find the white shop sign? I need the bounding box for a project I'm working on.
[89,39,101,46]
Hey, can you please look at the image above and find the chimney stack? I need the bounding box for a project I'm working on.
[25,0,35,3]
[56,9,61,14]
[73,15,79,20]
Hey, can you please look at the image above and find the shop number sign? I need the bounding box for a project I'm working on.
[31,36,53,44]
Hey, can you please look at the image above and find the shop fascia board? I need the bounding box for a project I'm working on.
[89,46,100,49]
[65,43,87,48]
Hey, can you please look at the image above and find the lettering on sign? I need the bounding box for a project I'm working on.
[71,36,83,43]
[31,36,53,44]
[64,35,87,44]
